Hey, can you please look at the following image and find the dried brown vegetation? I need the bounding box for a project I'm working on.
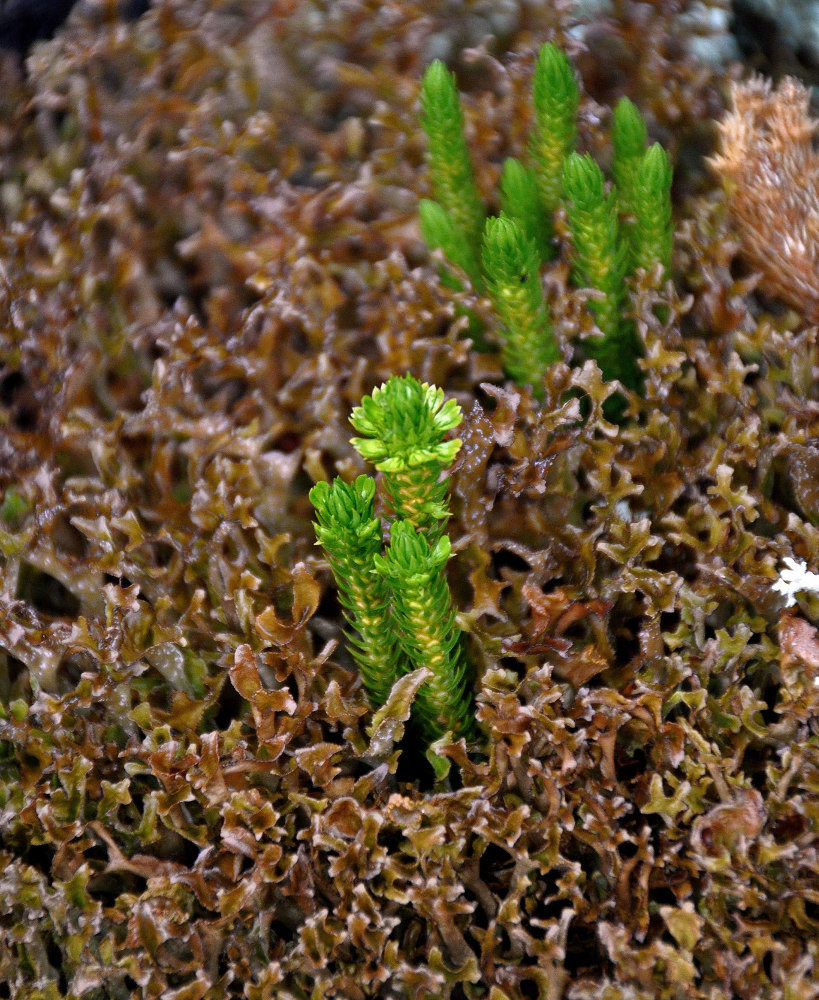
[1,1,819,998]
[709,74,819,322]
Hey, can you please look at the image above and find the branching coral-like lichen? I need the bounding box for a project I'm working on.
[709,75,819,322]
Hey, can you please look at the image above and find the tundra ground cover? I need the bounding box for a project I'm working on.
[0,2,818,997]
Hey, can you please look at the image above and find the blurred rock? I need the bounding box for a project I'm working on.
[733,0,819,81]
[0,0,149,54]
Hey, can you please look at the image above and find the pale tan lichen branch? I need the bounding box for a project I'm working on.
[709,75,819,323]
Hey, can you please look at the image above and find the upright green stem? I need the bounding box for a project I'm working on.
[310,476,401,707]
[482,215,559,399]
[612,98,648,211]
[563,152,641,392]
[529,42,579,216]
[630,143,674,278]
[500,157,553,263]
[420,60,486,261]
[375,522,473,741]
[611,99,673,281]
[611,96,648,268]
[419,198,483,290]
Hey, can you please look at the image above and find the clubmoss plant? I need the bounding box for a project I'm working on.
[418,197,483,290]
[375,521,473,741]
[612,97,648,215]
[563,153,627,341]
[349,373,462,541]
[312,375,473,744]
[309,475,401,708]
[419,59,485,283]
[481,215,559,399]
[630,143,674,276]
[612,96,648,267]
[500,157,553,263]
[417,43,672,406]
[530,41,579,218]
[563,152,641,392]
[612,98,673,279]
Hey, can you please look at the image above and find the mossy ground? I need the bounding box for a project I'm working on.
[0,2,818,998]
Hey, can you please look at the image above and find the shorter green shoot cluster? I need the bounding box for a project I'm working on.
[310,374,473,744]
[419,43,674,401]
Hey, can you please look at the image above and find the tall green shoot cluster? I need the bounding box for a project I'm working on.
[418,60,485,291]
[418,44,674,400]
[309,375,473,743]
[611,96,674,276]
[481,215,558,395]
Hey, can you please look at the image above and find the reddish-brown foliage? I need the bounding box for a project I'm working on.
[0,2,818,998]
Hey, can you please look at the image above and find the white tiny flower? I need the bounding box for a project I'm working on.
[773,557,819,602]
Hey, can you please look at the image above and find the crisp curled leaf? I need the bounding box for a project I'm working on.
[366,666,433,759]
